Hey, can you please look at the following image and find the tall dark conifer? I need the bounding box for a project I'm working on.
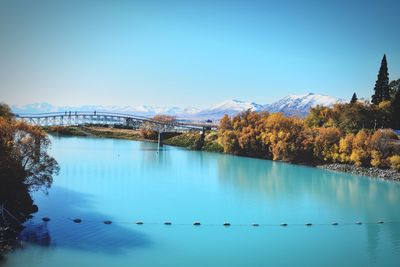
[350,92,358,104]
[371,54,390,105]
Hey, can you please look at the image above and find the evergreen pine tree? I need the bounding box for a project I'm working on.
[372,54,390,105]
[350,92,358,104]
[391,89,400,129]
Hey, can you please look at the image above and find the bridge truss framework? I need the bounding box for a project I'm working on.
[15,111,215,134]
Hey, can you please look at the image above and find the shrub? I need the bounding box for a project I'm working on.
[389,155,400,171]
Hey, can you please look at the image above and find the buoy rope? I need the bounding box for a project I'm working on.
[38,217,400,227]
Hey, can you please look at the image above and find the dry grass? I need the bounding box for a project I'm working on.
[82,127,148,141]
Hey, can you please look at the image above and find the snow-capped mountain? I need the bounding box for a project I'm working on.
[263,93,345,117]
[193,100,263,120]
[11,93,345,121]
[12,103,59,113]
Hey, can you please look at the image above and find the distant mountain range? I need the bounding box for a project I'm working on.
[11,93,346,121]
[263,93,346,117]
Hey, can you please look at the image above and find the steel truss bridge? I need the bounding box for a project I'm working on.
[15,111,216,133]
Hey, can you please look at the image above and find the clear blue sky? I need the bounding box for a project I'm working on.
[0,0,399,107]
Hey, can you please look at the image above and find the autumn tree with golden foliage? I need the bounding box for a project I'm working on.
[339,133,354,163]
[139,115,177,140]
[349,130,370,167]
[218,110,270,157]
[152,115,177,124]
[313,127,341,162]
[260,113,313,162]
[389,155,400,171]
[369,129,399,167]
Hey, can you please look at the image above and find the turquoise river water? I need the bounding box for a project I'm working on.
[3,136,400,267]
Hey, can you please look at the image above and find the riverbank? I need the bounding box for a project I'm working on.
[0,197,38,261]
[44,126,146,141]
[45,126,224,152]
[0,227,21,261]
[163,131,223,152]
[317,164,400,181]
[0,200,39,261]
[43,126,400,181]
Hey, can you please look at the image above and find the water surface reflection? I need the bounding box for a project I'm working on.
[22,187,151,254]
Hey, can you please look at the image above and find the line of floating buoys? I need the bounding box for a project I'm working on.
[51,218,395,227]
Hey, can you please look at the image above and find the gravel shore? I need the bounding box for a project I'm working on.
[317,163,400,181]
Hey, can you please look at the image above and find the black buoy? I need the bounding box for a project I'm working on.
[280,223,288,227]
[378,220,384,224]
[355,221,362,225]
[42,217,50,222]
[73,218,82,223]
[164,221,172,225]
[223,222,231,227]
[136,221,143,225]
[332,222,338,226]
[193,222,201,226]
[104,220,112,225]
[252,223,259,227]
[305,223,312,226]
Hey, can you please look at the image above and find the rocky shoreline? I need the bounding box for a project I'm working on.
[0,198,38,261]
[317,163,400,181]
[0,227,21,261]
[0,226,22,262]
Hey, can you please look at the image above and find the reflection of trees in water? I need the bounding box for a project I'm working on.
[217,155,400,211]
[216,155,400,256]
[57,141,174,192]
[366,222,400,261]
[366,224,380,261]
[140,141,173,168]
[20,221,51,247]
[387,223,400,251]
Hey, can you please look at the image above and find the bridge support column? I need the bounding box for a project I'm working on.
[194,128,206,150]
[157,131,163,150]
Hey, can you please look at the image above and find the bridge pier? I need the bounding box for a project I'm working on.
[157,131,163,150]
[194,128,206,150]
